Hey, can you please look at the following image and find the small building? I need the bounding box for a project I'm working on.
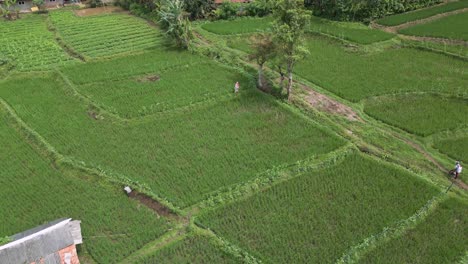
[0,0,71,13]
[0,218,83,264]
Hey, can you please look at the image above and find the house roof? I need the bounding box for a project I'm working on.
[0,218,82,264]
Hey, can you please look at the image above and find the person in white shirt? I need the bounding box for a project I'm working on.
[454,161,462,179]
[234,81,240,95]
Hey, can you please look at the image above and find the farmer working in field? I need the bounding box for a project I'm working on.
[234,81,240,95]
[453,161,463,179]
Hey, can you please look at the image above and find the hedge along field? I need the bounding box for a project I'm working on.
[364,94,468,136]
[75,61,248,118]
[399,12,468,41]
[0,73,345,208]
[203,16,393,45]
[49,11,162,58]
[295,35,467,102]
[376,0,468,26]
[135,235,237,263]
[361,198,467,264]
[0,14,75,71]
[0,109,170,263]
[434,137,468,163]
[198,154,439,263]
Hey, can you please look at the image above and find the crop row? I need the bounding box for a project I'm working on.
[49,11,161,58]
[0,73,345,208]
[197,154,440,263]
[0,108,170,263]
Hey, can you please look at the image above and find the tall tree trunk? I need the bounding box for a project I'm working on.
[287,63,293,100]
[258,64,263,88]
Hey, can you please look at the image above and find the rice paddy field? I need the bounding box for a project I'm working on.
[376,0,468,26]
[399,11,468,41]
[1,5,467,263]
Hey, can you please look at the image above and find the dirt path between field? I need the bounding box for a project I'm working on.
[372,8,468,45]
[74,6,128,17]
[300,83,363,122]
[128,191,181,220]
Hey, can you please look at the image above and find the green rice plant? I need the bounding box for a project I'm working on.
[364,94,468,136]
[0,14,75,71]
[48,11,163,58]
[308,16,394,44]
[434,137,468,163]
[197,154,440,263]
[75,61,250,118]
[135,235,238,263]
[295,35,467,102]
[61,50,203,84]
[0,73,345,208]
[399,12,468,41]
[201,16,274,35]
[0,109,170,263]
[377,0,468,26]
[361,198,468,263]
[401,39,468,58]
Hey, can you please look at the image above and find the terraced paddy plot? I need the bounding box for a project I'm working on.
[135,235,237,263]
[0,14,74,71]
[49,11,162,58]
[434,137,468,163]
[377,0,468,26]
[361,198,468,264]
[0,73,345,208]
[201,16,274,35]
[364,94,468,136]
[295,35,467,102]
[198,154,439,263]
[399,12,468,41]
[75,61,247,118]
[0,109,170,263]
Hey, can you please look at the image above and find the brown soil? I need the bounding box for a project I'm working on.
[300,84,362,122]
[87,111,99,120]
[74,6,127,17]
[372,8,468,45]
[137,74,160,82]
[128,191,179,219]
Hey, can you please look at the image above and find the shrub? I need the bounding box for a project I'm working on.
[245,0,273,17]
[215,1,241,20]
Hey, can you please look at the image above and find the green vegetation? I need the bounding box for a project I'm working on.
[361,198,468,263]
[308,16,394,44]
[434,137,468,163]
[198,154,439,263]
[399,12,468,41]
[364,94,468,136]
[295,35,467,102]
[136,235,237,263]
[75,61,246,117]
[0,109,170,263]
[0,14,75,71]
[0,73,344,208]
[49,11,162,58]
[201,16,274,35]
[377,0,468,26]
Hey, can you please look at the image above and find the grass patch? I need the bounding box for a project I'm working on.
[377,0,468,26]
[0,73,344,208]
[295,35,467,102]
[399,12,468,41]
[198,154,439,263]
[434,137,468,163]
[75,61,246,118]
[135,235,237,263]
[49,11,162,58]
[361,198,468,263]
[364,94,468,136]
[0,14,75,71]
[201,16,273,35]
[0,109,170,263]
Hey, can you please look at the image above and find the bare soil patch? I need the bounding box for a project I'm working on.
[129,191,179,219]
[74,6,127,17]
[137,74,160,82]
[300,84,362,122]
